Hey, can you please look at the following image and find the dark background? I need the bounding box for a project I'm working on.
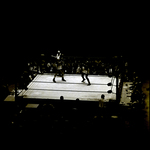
[1,7,149,81]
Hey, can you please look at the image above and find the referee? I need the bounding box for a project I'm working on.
[53,50,66,83]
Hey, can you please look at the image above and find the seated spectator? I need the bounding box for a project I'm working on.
[99,94,105,108]
[76,64,81,74]
[46,62,51,73]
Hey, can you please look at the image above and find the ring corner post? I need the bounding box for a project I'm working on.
[116,73,119,103]
[15,77,18,102]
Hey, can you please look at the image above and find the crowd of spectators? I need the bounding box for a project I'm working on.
[129,72,146,105]
[25,55,123,77]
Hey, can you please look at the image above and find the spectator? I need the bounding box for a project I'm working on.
[76,64,81,74]
[99,94,105,108]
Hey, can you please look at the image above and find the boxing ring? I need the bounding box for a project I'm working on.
[18,74,120,102]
